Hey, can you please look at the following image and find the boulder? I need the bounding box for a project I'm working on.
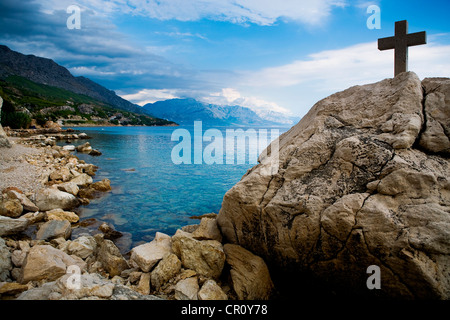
[150,253,181,291]
[136,272,151,295]
[0,216,29,236]
[0,238,12,281]
[174,276,199,300]
[36,220,72,240]
[130,232,172,272]
[91,178,111,192]
[419,77,450,155]
[0,198,23,218]
[45,208,79,223]
[6,190,39,212]
[217,72,450,299]
[192,217,222,242]
[35,188,80,211]
[67,236,97,259]
[62,145,75,151]
[198,279,228,300]
[95,235,129,277]
[172,229,225,279]
[19,245,86,284]
[69,173,93,187]
[223,244,273,300]
[49,167,72,182]
[55,182,79,196]
[76,142,92,153]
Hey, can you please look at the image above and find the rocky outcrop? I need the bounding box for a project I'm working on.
[217,72,450,299]
[0,96,11,148]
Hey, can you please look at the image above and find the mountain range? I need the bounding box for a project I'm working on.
[0,45,297,128]
[143,98,298,126]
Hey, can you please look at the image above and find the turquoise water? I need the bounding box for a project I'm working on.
[67,125,288,248]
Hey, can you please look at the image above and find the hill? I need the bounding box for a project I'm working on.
[0,45,175,127]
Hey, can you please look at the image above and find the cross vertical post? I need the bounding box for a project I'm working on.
[378,20,427,77]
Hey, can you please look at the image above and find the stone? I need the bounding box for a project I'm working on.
[91,178,112,191]
[45,208,79,223]
[198,279,228,300]
[223,244,273,300]
[36,220,72,240]
[130,232,172,272]
[69,173,93,187]
[6,190,39,212]
[89,149,102,156]
[76,142,92,153]
[67,235,97,259]
[150,253,181,291]
[0,216,29,236]
[419,77,450,155]
[217,72,450,299]
[192,217,222,242]
[136,272,151,295]
[174,276,199,300]
[0,198,23,218]
[21,211,45,224]
[19,245,86,284]
[62,145,75,151]
[98,222,123,240]
[55,182,79,196]
[0,282,28,296]
[0,96,11,148]
[172,229,225,279]
[35,188,80,211]
[0,238,12,281]
[49,167,72,182]
[95,235,129,277]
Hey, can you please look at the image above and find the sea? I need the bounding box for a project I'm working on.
[65,124,289,249]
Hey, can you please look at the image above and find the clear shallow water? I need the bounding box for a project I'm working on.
[65,125,288,248]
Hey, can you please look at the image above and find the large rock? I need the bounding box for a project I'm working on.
[35,188,80,211]
[0,216,29,236]
[198,279,228,300]
[172,230,225,279]
[223,244,273,300]
[130,232,172,272]
[217,72,450,299]
[174,276,199,300]
[0,96,11,148]
[0,198,23,218]
[419,77,450,155]
[95,235,129,277]
[36,220,72,240]
[6,190,39,212]
[150,253,181,291]
[19,245,86,284]
[45,208,79,223]
[0,238,12,281]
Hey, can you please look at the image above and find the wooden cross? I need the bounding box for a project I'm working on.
[378,20,426,76]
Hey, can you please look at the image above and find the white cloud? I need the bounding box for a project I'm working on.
[120,89,180,105]
[54,0,345,26]
[201,88,292,115]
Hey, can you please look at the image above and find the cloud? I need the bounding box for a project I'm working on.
[52,0,345,26]
[201,88,292,115]
[119,89,180,105]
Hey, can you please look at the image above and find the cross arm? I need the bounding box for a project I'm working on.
[407,31,427,47]
[378,36,395,51]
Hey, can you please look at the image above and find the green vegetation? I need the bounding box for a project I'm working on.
[0,75,175,128]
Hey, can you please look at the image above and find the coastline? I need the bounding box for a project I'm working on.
[0,128,274,301]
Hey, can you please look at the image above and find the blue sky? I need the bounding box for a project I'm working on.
[1,0,449,118]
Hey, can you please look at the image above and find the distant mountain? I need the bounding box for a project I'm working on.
[0,45,145,115]
[143,98,297,126]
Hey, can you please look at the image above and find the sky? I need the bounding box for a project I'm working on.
[0,0,449,118]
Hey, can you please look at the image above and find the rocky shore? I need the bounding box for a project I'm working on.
[0,128,274,300]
